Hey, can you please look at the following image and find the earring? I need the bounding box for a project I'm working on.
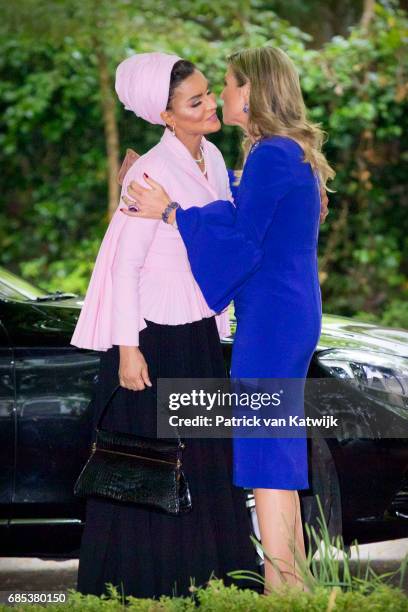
[172,124,176,136]
[243,103,249,113]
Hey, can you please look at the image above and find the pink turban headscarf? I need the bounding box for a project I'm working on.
[115,52,182,126]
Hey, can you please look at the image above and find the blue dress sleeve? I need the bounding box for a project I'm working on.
[176,199,262,312]
[176,143,295,312]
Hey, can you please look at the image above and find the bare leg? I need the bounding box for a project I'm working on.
[253,488,307,593]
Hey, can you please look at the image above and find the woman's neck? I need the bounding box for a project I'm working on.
[176,131,203,160]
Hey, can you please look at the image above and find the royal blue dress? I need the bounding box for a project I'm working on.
[175,136,322,489]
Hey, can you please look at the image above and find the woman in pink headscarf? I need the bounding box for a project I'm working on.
[71,53,259,599]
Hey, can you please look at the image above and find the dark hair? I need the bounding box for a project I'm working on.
[166,59,196,109]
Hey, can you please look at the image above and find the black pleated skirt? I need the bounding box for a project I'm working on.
[76,317,259,600]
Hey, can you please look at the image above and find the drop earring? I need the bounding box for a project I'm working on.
[172,124,176,136]
[243,103,249,113]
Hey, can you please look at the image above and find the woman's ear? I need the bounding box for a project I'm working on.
[160,110,173,126]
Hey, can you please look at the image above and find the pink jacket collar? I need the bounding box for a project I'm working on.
[160,127,220,200]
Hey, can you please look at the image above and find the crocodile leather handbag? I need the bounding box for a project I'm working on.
[74,384,192,515]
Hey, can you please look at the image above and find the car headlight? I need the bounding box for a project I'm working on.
[317,349,408,414]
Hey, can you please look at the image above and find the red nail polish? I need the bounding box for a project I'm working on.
[144,172,149,178]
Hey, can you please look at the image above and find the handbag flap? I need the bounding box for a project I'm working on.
[95,428,183,464]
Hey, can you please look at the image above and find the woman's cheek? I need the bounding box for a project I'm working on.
[222,96,232,120]
[193,108,207,123]
[179,107,205,125]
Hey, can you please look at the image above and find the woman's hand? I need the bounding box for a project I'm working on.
[120,174,172,220]
[119,346,152,391]
[319,185,329,224]
[121,173,329,224]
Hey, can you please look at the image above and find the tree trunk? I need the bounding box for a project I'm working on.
[94,39,120,220]
[360,0,375,30]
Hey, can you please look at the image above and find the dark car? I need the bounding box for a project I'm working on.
[0,265,407,557]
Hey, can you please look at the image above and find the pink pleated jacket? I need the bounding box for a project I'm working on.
[70,127,231,351]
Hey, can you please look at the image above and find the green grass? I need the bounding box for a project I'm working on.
[229,495,408,593]
[1,579,407,611]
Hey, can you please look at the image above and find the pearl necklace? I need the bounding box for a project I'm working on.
[193,145,204,163]
[193,145,206,175]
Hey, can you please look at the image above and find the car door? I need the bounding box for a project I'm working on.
[0,319,15,526]
[12,346,100,523]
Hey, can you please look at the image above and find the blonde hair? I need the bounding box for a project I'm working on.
[229,46,335,188]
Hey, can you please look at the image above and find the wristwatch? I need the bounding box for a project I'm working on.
[162,201,180,227]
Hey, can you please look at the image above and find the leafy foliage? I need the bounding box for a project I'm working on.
[1,578,407,611]
[295,3,408,328]
[0,1,406,326]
